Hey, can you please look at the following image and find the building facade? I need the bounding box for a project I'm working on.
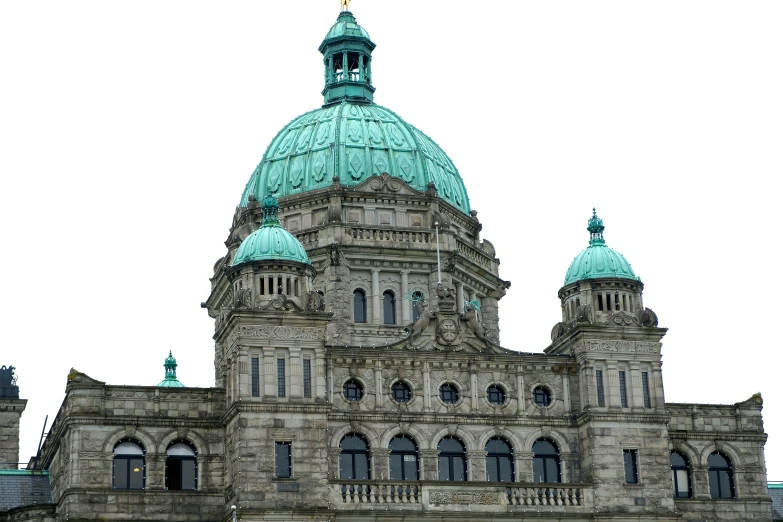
[0,7,776,522]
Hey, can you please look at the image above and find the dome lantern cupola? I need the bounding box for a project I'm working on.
[319,10,376,106]
[157,351,185,388]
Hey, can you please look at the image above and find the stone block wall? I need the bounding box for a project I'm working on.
[0,400,26,470]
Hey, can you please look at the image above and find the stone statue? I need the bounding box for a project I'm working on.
[306,291,326,313]
[460,302,486,342]
[408,299,435,347]
[0,365,19,398]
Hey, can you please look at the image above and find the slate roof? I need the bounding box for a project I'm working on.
[0,471,52,511]
[771,483,783,521]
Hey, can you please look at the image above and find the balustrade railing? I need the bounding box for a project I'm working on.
[347,227,431,244]
[329,481,591,511]
[456,239,493,268]
[295,230,319,245]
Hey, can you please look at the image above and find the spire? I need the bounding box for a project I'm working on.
[261,193,280,227]
[157,351,185,387]
[587,208,606,245]
[318,9,376,106]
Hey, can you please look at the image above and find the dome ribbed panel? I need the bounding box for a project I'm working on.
[239,101,471,214]
[564,245,638,286]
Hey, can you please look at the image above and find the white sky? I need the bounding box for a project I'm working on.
[1,1,781,480]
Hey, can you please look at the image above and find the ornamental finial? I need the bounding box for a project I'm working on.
[261,190,280,227]
[341,0,351,11]
[587,208,605,245]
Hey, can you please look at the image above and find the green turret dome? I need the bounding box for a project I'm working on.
[233,195,312,266]
[238,12,471,214]
[563,209,639,286]
[157,351,185,388]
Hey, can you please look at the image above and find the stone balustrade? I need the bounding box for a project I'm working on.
[347,227,431,244]
[328,481,592,513]
[456,239,493,268]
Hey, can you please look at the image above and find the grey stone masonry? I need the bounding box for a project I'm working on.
[0,399,26,470]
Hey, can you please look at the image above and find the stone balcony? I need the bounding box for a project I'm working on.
[328,480,593,514]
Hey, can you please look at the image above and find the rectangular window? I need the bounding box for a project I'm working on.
[251,357,260,397]
[624,449,639,484]
[641,372,652,408]
[275,442,292,478]
[597,295,604,311]
[277,277,283,294]
[596,369,606,407]
[268,277,274,295]
[294,279,299,297]
[277,358,286,398]
[622,294,627,310]
[619,371,628,408]
[286,277,291,295]
[303,359,312,399]
[259,278,265,295]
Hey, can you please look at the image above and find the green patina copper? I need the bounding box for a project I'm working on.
[563,209,639,286]
[157,351,185,388]
[238,11,471,214]
[233,195,312,266]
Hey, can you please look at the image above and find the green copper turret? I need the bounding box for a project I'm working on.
[156,351,185,388]
[319,11,376,106]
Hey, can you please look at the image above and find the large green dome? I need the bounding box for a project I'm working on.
[239,101,471,214]
[563,210,639,286]
[233,195,312,266]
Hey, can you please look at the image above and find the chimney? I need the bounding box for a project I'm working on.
[0,365,26,470]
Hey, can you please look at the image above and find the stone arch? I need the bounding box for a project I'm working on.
[477,426,525,454]
[380,423,431,450]
[430,425,477,451]
[699,441,743,468]
[157,429,210,456]
[330,423,381,450]
[670,440,699,467]
[103,427,156,455]
[523,427,571,453]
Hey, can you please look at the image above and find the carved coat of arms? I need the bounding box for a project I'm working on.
[436,314,462,347]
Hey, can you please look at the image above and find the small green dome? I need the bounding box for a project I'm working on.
[324,11,370,41]
[233,195,311,266]
[239,101,471,214]
[564,209,639,286]
[157,351,185,388]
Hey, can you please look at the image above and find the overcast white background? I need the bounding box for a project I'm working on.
[1,1,781,480]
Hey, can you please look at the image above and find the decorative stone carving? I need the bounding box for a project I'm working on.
[640,307,659,327]
[577,340,660,354]
[408,300,436,348]
[328,242,349,267]
[261,294,304,312]
[551,322,567,342]
[460,302,487,345]
[367,172,403,193]
[237,325,326,341]
[305,290,326,312]
[429,491,500,505]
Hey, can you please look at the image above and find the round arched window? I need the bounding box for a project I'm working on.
[392,381,412,403]
[487,385,506,405]
[343,379,364,401]
[439,383,459,404]
[113,439,145,490]
[533,386,552,407]
[165,441,197,491]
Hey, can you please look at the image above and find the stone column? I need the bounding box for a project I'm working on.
[470,370,479,412]
[629,362,643,410]
[516,370,526,415]
[401,270,410,324]
[327,360,334,404]
[315,348,327,400]
[374,361,383,410]
[582,363,595,410]
[419,449,439,481]
[652,361,665,411]
[607,363,621,410]
[561,372,571,412]
[456,283,465,312]
[263,348,276,399]
[289,347,302,400]
[423,361,432,411]
[371,448,391,480]
[467,451,487,482]
[371,268,381,325]
[516,452,534,483]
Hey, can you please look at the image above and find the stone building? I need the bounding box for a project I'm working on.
[0,6,776,522]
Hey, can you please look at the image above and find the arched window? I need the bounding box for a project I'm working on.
[339,434,370,480]
[113,439,145,490]
[437,437,467,481]
[708,452,735,499]
[532,439,561,483]
[353,289,366,323]
[486,437,514,482]
[383,291,396,324]
[165,440,197,490]
[389,435,419,481]
[670,451,691,498]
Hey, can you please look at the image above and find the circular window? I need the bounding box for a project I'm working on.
[487,385,506,406]
[533,386,552,407]
[343,380,364,402]
[392,381,412,403]
[439,383,459,404]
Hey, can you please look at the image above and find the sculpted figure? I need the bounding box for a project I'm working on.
[460,301,486,342]
[408,299,436,346]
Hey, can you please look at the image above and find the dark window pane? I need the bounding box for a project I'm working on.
[181,459,196,490]
[545,458,560,483]
[440,384,459,404]
[533,387,551,407]
[499,456,513,482]
[390,436,416,453]
[486,456,499,481]
[303,359,312,398]
[596,370,605,407]
[641,372,652,408]
[709,470,720,499]
[670,451,686,467]
[339,453,354,479]
[251,357,260,397]
[619,371,628,408]
[114,458,128,489]
[438,438,464,453]
[453,457,466,481]
[166,457,182,490]
[532,440,557,456]
[438,456,450,481]
[128,457,144,489]
[340,435,368,451]
[343,380,364,401]
[354,453,369,480]
[275,442,291,478]
[383,291,396,324]
[533,458,545,482]
[403,455,418,480]
[719,470,733,498]
[354,290,366,323]
[277,359,286,398]
[392,382,411,403]
[389,454,403,481]
[624,450,638,484]
[488,385,505,405]
[708,453,729,468]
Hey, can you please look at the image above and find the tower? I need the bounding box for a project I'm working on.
[0,365,26,470]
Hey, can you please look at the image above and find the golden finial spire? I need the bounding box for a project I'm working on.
[341,0,351,11]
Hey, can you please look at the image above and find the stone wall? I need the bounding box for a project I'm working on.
[0,400,26,470]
